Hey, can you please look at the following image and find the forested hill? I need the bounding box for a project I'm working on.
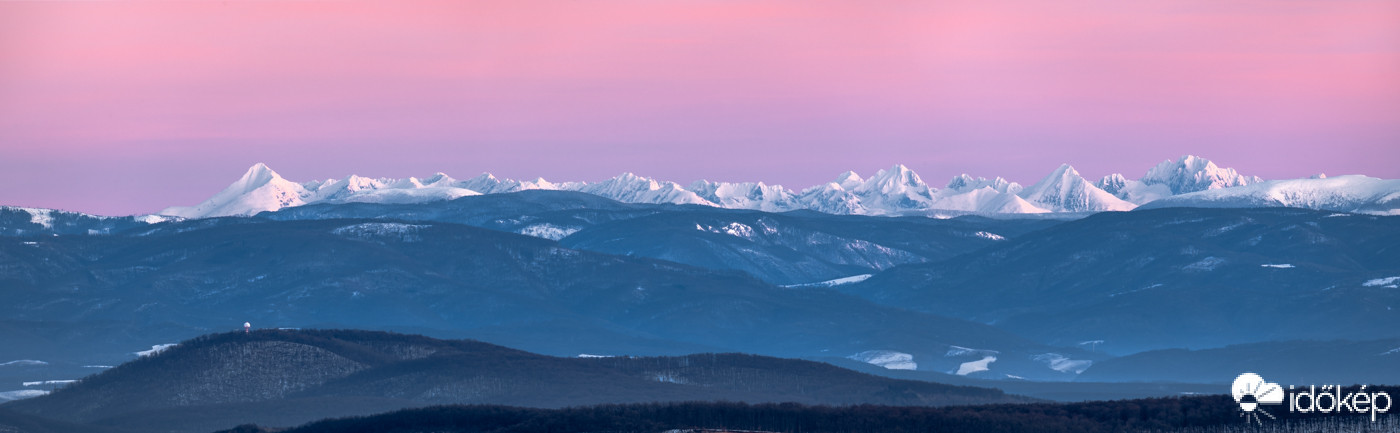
[2,329,1031,433]
[219,396,1400,433]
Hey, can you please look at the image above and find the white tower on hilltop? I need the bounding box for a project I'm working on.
[244,322,251,333]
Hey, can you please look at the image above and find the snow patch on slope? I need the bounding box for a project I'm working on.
[954,356,996,375]
[333,223,428,242]
[1363,276,1400,288]
[135,214,176,224]
[0,390,48,401]
[714,222,754,239]
[136,343,177,357]
[848,350,917,370]
[945,345,999,357]
[973,231,1005,241]
[652,372,687,384]
[1184,256,1225,271]
[694,222,760,239]
[1033,353,1092,374]
[19,208,54,229]
[783,274,873,288]
[517,224,580,241]
[0,360,47,367]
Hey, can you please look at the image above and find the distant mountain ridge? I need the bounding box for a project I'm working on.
[1137,175,1400,215]
[0,206,173,236]
[150,155,1396,219]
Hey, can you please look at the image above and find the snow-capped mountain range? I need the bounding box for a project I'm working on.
[149,155,1398,219]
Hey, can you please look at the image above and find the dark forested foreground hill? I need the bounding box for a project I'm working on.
[221,396,1400,433]
[1,330,1033,433]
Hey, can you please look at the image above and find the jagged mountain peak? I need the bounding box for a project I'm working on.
[420,172,457,187]
[160,163,312,219]
[1097,173,1127,191]
[609,172,654,185]
[576,173,712,206]
[587,172,670,193]
[1141,155,1260,194]
[947,174,1019,194]
[948,174,976,189]
[221,162,293,197]
[1019,164,1135,212]
[833,171,864,190]
[343,174,386,189]
[846,164,936,213]
[521,177,560,190]
[240,162,278,184]
[860,164,927,193]
[459,172,512,194]
[1049,163,1079,179]
[688,180,800,212]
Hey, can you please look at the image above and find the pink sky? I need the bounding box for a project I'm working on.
[2,0,1398,215]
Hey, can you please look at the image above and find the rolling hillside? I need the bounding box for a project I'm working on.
[0,217,1084,381]
[3,330,1033,433]
[843,207,1400,354]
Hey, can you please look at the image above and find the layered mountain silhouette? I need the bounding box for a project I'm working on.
[142,155,1396,219]
[3,156,1399,432]
[841,207,1400,354]
[0,213,1083,381]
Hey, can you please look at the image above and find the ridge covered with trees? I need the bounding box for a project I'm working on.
[2,329,1032,433]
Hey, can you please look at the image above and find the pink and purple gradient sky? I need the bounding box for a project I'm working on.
[2,1,1398,215]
